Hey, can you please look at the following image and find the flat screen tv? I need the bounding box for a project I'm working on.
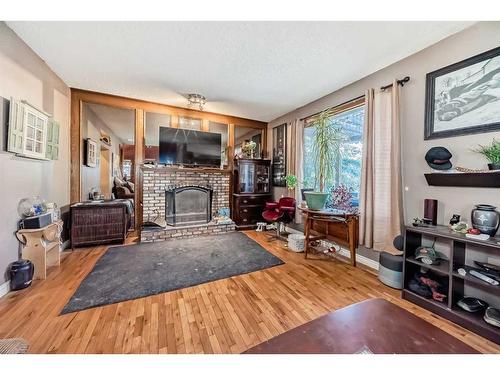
[159,127,222,167]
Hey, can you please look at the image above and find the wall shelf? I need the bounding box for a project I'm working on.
[405,256,449,276]
[424,172,500,188]
[403,225,500,345]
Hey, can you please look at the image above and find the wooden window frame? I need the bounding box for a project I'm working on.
[303,96,365,128]
[301,96,366,192]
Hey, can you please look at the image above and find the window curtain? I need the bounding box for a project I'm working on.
[289,119,304,223]
[359,81,403,254]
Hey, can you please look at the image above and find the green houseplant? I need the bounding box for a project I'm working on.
[284,174,298,197]
[473,139,500,170]
[284,174,298,190]
[303,109,344,210]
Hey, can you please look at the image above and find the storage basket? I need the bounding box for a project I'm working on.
[288,233,305,252]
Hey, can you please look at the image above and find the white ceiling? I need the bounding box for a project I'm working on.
[8,21,474,122]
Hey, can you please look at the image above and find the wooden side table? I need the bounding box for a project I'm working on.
[300,207,359,267]
[16,220,62,280]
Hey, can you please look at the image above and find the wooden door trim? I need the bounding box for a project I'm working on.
[70,91,82,203]
[71,88,267,128]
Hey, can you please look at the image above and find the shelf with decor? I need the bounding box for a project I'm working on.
[452,264,500,291]
[232,159,271,229]
[424,172,500,188]
[405,255,450,276]
[403,225,500,345]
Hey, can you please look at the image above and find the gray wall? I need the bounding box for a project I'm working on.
[0,22,70,284]
[268,22,500,227]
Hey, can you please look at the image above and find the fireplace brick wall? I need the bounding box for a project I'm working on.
[142,166,231,223]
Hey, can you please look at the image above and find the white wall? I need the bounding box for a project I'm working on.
[0,22,70,283]
[268,22,500,227]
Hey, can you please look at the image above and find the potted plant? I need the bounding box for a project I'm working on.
[303,109,344,210]
[473,139,500,170]
[241,140,257,159]
[330,184,356,213]
[284,174,298,190]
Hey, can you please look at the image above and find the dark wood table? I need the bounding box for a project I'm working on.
[243,298,478,354]
[300,207,358,266]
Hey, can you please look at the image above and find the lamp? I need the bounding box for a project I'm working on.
[186,94,206,111]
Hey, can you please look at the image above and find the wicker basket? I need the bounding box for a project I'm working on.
[288,233,305,252]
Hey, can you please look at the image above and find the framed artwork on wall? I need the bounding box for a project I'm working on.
[425,46,500,140]
[85,138,97,168]
[272,123,287,187]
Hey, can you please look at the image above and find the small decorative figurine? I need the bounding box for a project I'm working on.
[449,214,461,226]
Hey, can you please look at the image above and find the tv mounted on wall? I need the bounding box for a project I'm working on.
[159,127,222,167]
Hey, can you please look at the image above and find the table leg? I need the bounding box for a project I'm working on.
[304,214,310,259]
[348,219,356,267]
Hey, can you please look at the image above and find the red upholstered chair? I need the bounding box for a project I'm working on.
[262,197,296,241]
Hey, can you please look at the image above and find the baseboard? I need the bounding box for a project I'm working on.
[284,225,379,271]
[0,280,10,298]
[337,248,379,270]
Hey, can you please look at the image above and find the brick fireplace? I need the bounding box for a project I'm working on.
[141,165,234,242]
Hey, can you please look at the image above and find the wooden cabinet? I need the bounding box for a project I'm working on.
[403,225,500,345]
[71,203,129,248]
[232,159,271,229]
[16,220,62,280]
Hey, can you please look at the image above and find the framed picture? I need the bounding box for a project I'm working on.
[85,138,97,167]
[272,123,287,187]
[425,46,500,140]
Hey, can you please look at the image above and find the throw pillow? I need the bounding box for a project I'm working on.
[114,177,125,187]
[125,181,135,193]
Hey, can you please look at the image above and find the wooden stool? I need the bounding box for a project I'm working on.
[15,220,62,280]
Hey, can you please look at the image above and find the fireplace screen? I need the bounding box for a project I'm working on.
[165,186,213,226]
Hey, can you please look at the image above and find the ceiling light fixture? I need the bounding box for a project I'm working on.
[186,93,206,111]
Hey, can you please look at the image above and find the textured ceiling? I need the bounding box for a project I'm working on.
[8,21,474,121]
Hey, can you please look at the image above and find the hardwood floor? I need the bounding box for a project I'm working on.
[0,231,498,354]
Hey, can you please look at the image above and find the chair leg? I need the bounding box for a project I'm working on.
[267,222,287,242]
[265,222,279,242]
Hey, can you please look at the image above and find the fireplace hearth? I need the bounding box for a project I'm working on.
[141,165,234,241]
[165,186,213,226]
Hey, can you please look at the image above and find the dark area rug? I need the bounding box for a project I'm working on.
[61,232,283,314]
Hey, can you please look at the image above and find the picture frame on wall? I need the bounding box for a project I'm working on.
[272,123,287,187]
[424,46,500,140]
[85,138,97,168]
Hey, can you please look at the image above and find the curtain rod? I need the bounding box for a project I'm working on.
[380,76,410,91]
[299,76,410,122]
[300,95,365,121]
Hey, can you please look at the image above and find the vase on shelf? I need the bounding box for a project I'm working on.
[471,204,500,236]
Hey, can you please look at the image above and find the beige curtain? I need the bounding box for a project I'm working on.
[359,81,403,254]
[291,119,304,223]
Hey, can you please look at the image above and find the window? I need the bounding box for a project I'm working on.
[122,160,132,180]
[8,99,56,160]
[303,103,364,206]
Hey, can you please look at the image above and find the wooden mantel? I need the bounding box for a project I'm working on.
[141,164,233,174]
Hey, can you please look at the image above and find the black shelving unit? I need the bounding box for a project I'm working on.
[403,225,500,344]
[272,124,287,187]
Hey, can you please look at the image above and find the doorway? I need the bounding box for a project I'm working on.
[99,148,112,198]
